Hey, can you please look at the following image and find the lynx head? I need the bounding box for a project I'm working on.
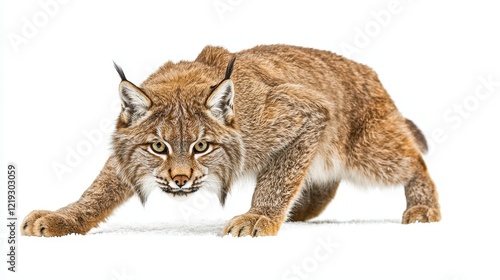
[111,57,244,205]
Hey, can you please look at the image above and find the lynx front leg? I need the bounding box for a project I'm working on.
[223,85,329,237]
[22,156,133,237]
[223,137,321,237]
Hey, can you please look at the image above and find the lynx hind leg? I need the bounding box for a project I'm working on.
[402,161,441,223]
[288,181,340,222]
[347,115,441,224]
[400,125,441,223]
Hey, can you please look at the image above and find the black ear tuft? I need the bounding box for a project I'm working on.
[113,61,127,81]
[224,56,236,80]
[113,62,151,126]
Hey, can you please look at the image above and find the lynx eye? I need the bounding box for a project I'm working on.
[151,142,168,154]
[193,141,209,153]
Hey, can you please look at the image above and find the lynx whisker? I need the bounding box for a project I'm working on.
[22,44,440,238]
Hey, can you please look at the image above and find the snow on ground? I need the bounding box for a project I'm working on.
[13,218,500,280]
[5,177,500,280]
[2,1,500,280]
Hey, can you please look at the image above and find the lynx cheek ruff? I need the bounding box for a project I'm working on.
[22,45,440,237]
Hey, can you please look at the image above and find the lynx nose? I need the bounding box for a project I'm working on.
[172,175,189,187]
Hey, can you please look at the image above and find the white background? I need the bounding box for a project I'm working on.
[1,0,499,279]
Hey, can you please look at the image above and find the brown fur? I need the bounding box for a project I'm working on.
[22,44,440,237]
[288,181,340,222]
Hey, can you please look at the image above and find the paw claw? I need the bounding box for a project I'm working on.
[237,227,245,237]
[403,205,441,224]
[21,210,82,237]
[222,213,280,237]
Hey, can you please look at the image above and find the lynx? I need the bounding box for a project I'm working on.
[22,44,440,237]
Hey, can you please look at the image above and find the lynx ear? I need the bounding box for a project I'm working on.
[206,57,236,126]
[113,62,151,125]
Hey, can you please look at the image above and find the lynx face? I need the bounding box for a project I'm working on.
[21,45,441,238]
[112,60,244,205]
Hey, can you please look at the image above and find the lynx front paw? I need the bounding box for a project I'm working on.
[222,213,281,237]
[21,210,83,237]
[402,205,441,224]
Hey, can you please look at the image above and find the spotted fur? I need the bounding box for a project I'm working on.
[22,44,440,237]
